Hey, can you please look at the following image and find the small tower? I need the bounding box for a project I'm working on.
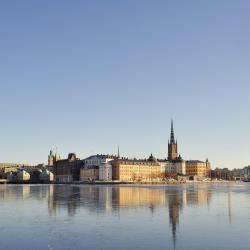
[168,120,178,161]
[48,150,54,166]
[53,152,60,165]
[48,149,60,166]
[117,146,120,159]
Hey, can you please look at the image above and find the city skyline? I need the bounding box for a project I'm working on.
[0,120,238,170]
[1,1,250,169]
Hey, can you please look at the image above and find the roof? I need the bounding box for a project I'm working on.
[148,154,158,162]
[84,154,118,160]
[81,165,99,170]
[186,160,205,163]
[111,159,160,166]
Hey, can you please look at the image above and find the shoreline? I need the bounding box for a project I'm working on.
[0,180,245,185]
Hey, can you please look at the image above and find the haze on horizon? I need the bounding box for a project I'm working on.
[0,0,250,169]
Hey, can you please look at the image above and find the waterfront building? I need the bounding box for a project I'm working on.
[231,168,242,179]
[40,169,54,182]
[186,159,211,179]
[0,163,25,178]
[211,168,231,180]
[84,154,115,167]
[165,160,186,176]
[211,168,242,180]
[99,162,113,181]
[111,154,164,181]
[55,153,83,182]
[17,169,30,181]
[159,121,186,176]
[80,166,99,181]
[6,172,17,182]
[82,154,117,181]
[30,169,42,182]
[48,150,60,166]
[242,166,250,177]
[111,121,187,181]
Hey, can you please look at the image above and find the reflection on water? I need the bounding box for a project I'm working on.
[0,184,249,250]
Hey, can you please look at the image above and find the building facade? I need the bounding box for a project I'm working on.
[0,163,24,179]
[186,159,211,178]
[48,150,60,166]
[166,160,186,176]
[55,153,82,182]
[163,121,186,176]
[242,166,250,177]
[111,154,165,181]
[17,169,30,181]
[99,162,113,181]
[80,166,99,181]
[211,168,232,180]
[40,169,54,182]
[83,154,116,181]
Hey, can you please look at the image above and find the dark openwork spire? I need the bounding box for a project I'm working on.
[168,120,178,161]
[170,119,175,144]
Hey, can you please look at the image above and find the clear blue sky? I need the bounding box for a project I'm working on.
[0,0,250,169]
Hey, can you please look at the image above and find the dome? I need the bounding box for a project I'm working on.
[148,154,157,162]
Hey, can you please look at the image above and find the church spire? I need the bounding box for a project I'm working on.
[170,119,175,144]
[168,120,178,161]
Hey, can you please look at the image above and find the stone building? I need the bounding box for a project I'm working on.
[111,121,187,181]
[48,150,60,166]
[17,169,30,181]
[159,121,186,176]
[82,154,117,181]
[165,160,186,176]
[111,154,165,181]
[211,168,232,180]
[80,166,99,181]
[55,153,83,182]
[0,163,24,179]
[211,168,242,180]
[40,169,54,182]
[6,172,17,182]
[99,162,113,181]
[186,159,211,179]
[30,169,42,182]
[242,166,250,177]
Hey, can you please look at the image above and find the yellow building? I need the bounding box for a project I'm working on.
[80,166,99,181]
[186,159,211,178]
[111,154,165,181]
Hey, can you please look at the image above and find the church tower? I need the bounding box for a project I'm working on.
[48,149,61,166]
[168,120,178,161]
[48,150,54,166]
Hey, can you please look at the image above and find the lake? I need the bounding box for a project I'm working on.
[0,183,249,250]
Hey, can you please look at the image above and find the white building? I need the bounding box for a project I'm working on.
[40,169,54,182]
[99,162,113,181]
[168,161,186,175]
[84,154,116,181]
[242,166,250,177]
[159,160,186,176]
[17,169,30,181]
[6,172,17,182]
